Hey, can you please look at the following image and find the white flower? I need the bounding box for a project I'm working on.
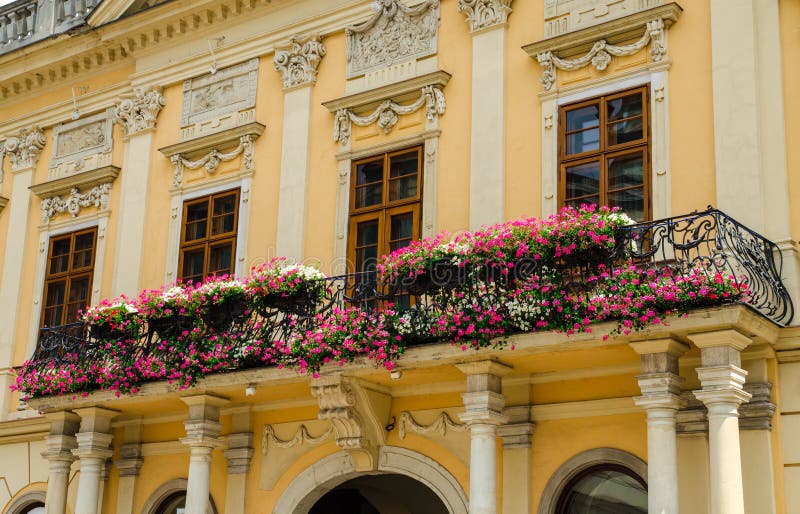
[163,286,187,300]
[607,212,636,226]
[281,264,326,281]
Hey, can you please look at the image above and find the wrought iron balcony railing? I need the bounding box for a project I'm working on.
[30,208,794,373]
[0,0,98,55]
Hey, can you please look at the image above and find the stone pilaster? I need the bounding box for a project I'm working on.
[689,330,752,514]
[180,395,228,514]
[498,405,533,514]
[457,360,511,514]
[41,411,80,514]
[223,432,254,514]
[630,338,688,514]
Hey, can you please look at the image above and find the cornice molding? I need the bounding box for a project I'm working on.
[323,70,451,113]
[30,166,121,199]
[274,34,326,90]
[87,0,141,27]
[523,3,682,92]
[159,121,265,159]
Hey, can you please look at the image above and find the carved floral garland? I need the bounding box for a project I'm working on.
[536,18,666,91]
[398,411,466,440]
[261,423,333,456]
[171,134,255,187]
[333,85,446,144]
[40,183,113,223]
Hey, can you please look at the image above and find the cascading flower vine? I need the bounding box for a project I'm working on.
[13,206,749,400]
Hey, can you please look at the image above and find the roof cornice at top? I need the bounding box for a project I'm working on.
[0,0,378,103]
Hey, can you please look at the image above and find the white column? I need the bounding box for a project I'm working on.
[631,339,688,514]
[689,330,752,514]
[110,88,165,297]
[41,411,80,514]
[180,395,228,514]
[0,127,46,417]
[275,85,312,261]
[459,1,513,229]
[72,407,118,514]
[457,360,511,514]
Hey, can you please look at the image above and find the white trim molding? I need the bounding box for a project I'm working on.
[524,4,681,222]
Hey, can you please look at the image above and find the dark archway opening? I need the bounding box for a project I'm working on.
[309,473,449,514]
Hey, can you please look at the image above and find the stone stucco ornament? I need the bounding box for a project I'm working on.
[111,88,166,139]
[345,0,440,78]
[40,183,113,223]
[3,126,46,171]
[458,0,513,32]
[273,34,326,89]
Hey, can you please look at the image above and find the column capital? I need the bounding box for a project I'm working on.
[181,419,223,448]
[273,34,325,90]
[3,126,45,172]
[74,406,119,433]
[224,432,254,474]
[42,434,78,463]
[497,421,534,448]
[73,431,114,460]
[111,87,166,139]
[687,329,752,353]
[739,382,775,431]
[115,443,143,477]
[458,0,513,33]
[455,359,512,378]
[636,372,684,397]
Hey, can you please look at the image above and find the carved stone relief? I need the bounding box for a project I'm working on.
[50,109,114,178]
[536,17,666,90]
[170,134,255,188]
[111,88,166,139]
[346,0,440,79]
[274,35,326,89]
[544,0,664,37]
[458,0,513,32]
[3,127,46,172]
[40,183,112,224]
[333,85,446,144]
[180,58,259,140]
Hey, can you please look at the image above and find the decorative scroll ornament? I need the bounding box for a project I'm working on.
[171,134,255,187]
[536,18,666,91]
[40,183,112,223]
[458,0,513,32]
[274,34,326,89]
[261,423,333,456]
[112,88,166,138]
[346,0,440,78]
[333,85,445,144]
[397,411,466,440]
[4,127,46,171]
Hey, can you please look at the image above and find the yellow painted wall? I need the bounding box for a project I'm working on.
[780,0,800,242]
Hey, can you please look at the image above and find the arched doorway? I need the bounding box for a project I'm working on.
[310,474,449,514]
[275,446,468,514]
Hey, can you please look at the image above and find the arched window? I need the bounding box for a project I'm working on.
[142,479,216,514]
[555,464,647,514]
[538,448,648,514]
[154,491,187,514]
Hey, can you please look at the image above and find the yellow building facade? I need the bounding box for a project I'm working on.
[0,0,798,513]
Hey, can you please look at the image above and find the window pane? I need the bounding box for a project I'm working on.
[355,220,379,272]
[608,188,645,222]
[185,202,209,241]
[565,104,599,131]
[389,152,419,201]
[560,468,647,514]
[355,160,384,209]
[566,196,600,210]
[211,194,237,235]
[209,243,234,277]
[389,213,414,252]
[565,161,600,199]
[607,93,643,121]
[356,160,383,185]
[608,153,644,190]
[66,277,90,323]
[72,232,95,270]
[182,248,205,284]
[566,129,600,155]
[608,118,644,146]
[43,282,66,327]
[49,238,71,275]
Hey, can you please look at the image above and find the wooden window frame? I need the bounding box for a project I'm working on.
[178,188,240,284]
[347,147,423,273]
[558,85,652,220]
[41,227,98,327]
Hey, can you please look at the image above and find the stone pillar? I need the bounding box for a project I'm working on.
[114,418,143,514]
[72,407,118,514]
[497,406,534,514]
[630,339,688,514]
[0,127,45,417]
[458,0,513,229]
[223,432,254,514]
[273,35,325,261]
[180,395,228,514]
[110,88,165,297]
[457,360,511,514]
[41,411,80,514]
[689,330,752,514]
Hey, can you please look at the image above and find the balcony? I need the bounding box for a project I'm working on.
[19,208,794,399]
[0,0,98,56]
